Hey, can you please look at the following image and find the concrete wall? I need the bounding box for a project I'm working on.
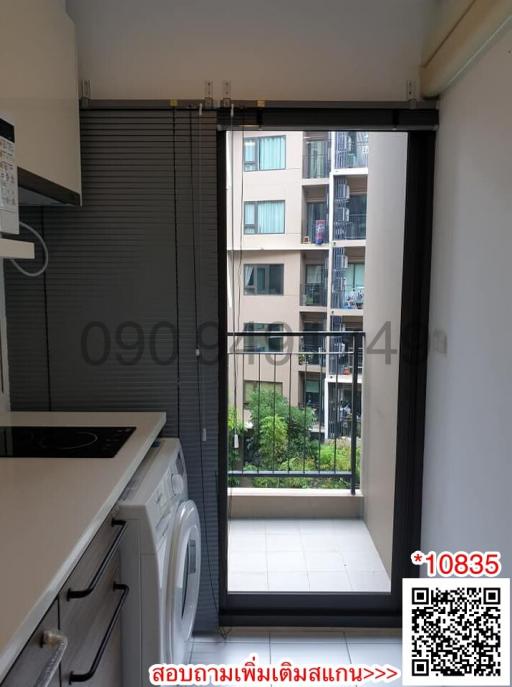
[66,0,432,101]
[422,27,512,578]
[228,132,304,252]
[361,132,407,576]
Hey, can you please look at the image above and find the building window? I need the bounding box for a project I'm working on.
[303,136,329,178]
[344,263,365,309]
[244,264,284,295]
[304,379,321,414]
[244,380,283,406]
[243,136,286,171]
[243,323,284,352]
[244,200,285,234]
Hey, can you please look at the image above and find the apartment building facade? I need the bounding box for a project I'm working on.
[227,129,368,439]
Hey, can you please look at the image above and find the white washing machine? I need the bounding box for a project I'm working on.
[117,438,201,687]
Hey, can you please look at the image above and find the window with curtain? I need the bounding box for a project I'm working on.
[304,379,321,412]
[243,136,286,171]
[244,264,284,295]
[244,200,285,234]
[243,322,284,352]
[305,264,323,285]
[304,139,328,178]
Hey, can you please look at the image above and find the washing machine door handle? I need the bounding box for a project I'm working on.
[164,499,201,664]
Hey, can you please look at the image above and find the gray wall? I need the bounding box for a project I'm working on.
[362,133,407,576]
[423,26,512,579]
[5,108,220,631]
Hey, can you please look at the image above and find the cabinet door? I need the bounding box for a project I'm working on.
[2,601,61,687]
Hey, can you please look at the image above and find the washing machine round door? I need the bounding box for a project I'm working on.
[164,499,201,665]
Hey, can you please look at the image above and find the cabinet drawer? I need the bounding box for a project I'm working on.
[59,510,127,686]
[60,554,124,686]
[2,601,62,687]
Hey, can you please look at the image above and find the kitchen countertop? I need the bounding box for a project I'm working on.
[0,411,166,682]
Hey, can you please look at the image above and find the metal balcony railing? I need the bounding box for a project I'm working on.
[333,215,367,240]
[335,132,369,169]
[227,331,364,493]
[301,283,327,306]
[331,286,364,311]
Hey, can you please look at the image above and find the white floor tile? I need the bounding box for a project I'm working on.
[268,571,309,591]
[270,629,346,643]
[191,641,270,664]
[347,643,402,686]
[343,549,387,572]
[305,550,345,571]
[228,572,268,591]
[308,569,352,591]
[348,570,391,592]
[345,629,401,644]
[229,549,267,573]
[228,518,391,594]
[267,550,306,572]
[265,519,301,534]
[266,532,302,551]
[229,519,267,534]
[229,531,266,551]
[298,519,338,533]
[270,641,350,665]
[193,630,270,644]
[300,531,340,551]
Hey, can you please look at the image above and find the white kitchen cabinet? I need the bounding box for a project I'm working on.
[0,0,81,200]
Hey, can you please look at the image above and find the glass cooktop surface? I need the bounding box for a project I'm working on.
[0,426,136,458]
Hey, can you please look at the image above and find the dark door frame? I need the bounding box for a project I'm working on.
[217,113,437,627]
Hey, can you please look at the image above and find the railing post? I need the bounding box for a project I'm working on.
[350,333,359,495]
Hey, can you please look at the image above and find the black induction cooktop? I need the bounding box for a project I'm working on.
[0,426,136,458]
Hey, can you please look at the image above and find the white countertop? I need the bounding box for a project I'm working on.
[0,411,166,681]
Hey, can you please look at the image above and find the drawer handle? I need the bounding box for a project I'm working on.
[34,630,68,687]
[67,519,127,600]
[69,583,129,684]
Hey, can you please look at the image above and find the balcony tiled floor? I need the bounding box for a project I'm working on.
[191,629,402,685]
[228,518,390,593]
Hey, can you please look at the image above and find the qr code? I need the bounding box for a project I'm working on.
[403,578,510,686]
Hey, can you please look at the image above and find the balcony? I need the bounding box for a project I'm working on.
[331,285,364,311]
[303,152,330,180]
[227,331,390,593]
[228,331,363,491]
[334,132,369,170]
[333,215,366,240]
[300,283,327,307]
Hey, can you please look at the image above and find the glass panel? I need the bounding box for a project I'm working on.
[306,202,327,243]
[243,139,257,171]
[257,201,285,234]
[244,265,255,293]
[354,263,365,288]
[259,136,285,170]
[306,140,328,178]
[244,202,256,233]
[306,264,322,284]
[268,265,283,294]
[256,267,266,293]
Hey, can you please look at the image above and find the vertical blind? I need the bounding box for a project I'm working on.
[5,108,220,632]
